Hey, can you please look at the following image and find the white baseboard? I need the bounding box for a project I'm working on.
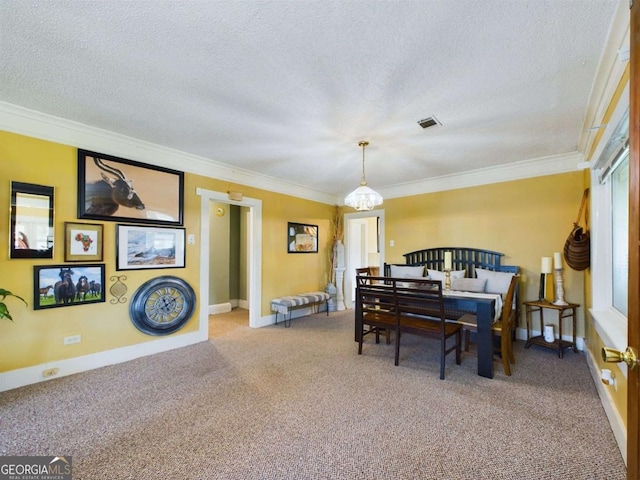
[208,302,232,315]
[584,345,627,465]
[0,331,206,393]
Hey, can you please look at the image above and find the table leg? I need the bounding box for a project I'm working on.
[572,307,578,352]
[558,309,563,358]
[476,301,494,379]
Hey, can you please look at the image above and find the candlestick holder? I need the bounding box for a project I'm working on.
[444,268,451,291]
[553,268,568,306]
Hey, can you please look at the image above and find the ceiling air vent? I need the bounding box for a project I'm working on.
[417,116,441,129]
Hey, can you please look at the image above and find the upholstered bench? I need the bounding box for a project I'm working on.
[270,291,330,327]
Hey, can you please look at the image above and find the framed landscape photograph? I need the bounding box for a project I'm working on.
[65,222,103,262]
[34,264,105,310]
[77,149,184,226]
[287,222,318,253]
[117,224,186,270]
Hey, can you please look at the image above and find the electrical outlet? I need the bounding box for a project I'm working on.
[42,368,59,377]
[64,334,81,345]
[187,234,195,245]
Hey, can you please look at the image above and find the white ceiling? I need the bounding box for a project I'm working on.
[0,0,626,203]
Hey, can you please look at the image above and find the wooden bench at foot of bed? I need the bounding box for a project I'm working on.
[270,291,330,327]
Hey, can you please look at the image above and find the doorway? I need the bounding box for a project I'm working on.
[196,188,263,333]
[343,209,385,309]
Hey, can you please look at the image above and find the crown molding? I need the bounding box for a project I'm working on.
[1,101,584,206]
[0,102,337,205]
[368,151,585,201]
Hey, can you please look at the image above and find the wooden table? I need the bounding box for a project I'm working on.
[355,290,499,378]
[524,300,579,358]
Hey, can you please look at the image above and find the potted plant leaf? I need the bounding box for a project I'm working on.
[0,288,27,321]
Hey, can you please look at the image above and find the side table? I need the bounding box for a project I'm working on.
[524,300,579,358]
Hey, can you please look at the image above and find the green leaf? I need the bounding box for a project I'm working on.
[0,303,14,321]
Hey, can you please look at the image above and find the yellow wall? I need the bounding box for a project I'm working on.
[381,173,587,334]
[0,130,336,372]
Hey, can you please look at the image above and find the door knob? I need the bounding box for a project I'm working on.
[602,346,639,369]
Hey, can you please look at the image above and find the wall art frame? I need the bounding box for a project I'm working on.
[33,264,105,310]
[116,224,186,270]
[287,222,318,253]
[10,181,54,259]
[77,149,184,226]
[64,222,103,262]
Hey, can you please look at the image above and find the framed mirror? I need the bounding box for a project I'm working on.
[10,181,54,259]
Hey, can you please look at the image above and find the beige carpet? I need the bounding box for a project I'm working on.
[0,310,626,479]
[209,308,249,338]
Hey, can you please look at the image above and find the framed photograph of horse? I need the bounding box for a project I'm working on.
[33,264,106,310]
[77,149,184,226]
[64,222,103,262]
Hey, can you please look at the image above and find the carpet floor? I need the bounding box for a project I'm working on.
[0,309,626,479]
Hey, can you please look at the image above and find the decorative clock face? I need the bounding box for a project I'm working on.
[129,276,196,335]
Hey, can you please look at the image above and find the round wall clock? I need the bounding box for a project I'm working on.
[129,276,196,336]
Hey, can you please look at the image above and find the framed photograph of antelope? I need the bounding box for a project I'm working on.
[116,224,186,270]
[64,222,103,262]
[77,149,184,226]
[33,264,105,310]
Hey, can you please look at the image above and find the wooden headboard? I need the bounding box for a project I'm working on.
[383,247,521,323]
[384,247,518,278]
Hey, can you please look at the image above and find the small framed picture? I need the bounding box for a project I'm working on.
[34,264,105,309]
[116,224,186,270]
[287,222,318,253]
[65,222,103,262]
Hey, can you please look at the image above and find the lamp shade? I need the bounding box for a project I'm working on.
[344,140,383,211]
[344,184,383,211]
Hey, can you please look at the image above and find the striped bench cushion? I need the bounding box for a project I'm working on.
[270,291,330,315]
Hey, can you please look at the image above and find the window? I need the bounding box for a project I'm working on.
[611,150,629,316]
[590,102,629,352]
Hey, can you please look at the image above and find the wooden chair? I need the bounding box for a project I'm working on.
[457,274,520,376]
[356,267,391,344]
[356,276,396,354]
[394,279,462,380]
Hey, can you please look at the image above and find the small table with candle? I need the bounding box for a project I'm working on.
[524,299,579,358]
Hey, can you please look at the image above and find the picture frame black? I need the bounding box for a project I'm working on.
[77,149,184,226]
[287,222,318,253]
[33,264,105,310]
[116,224,186,270]
[10,181,54,259]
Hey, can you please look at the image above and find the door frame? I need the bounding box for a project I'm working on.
[627,1,638,476]
[343,209,385,309]
[197,188,262,330]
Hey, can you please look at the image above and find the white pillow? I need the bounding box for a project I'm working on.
[475,268,514,295]
[427,269,466,281]
[390,265,425,278]
[451,278,487,293]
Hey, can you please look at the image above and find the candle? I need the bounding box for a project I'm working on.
[541,257,552,274]
[554,252,562,269]
[444,251,452,270]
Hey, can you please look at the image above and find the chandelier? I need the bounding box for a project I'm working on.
[344,140,383,211]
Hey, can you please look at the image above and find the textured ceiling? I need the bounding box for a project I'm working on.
[0,0,621,199]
